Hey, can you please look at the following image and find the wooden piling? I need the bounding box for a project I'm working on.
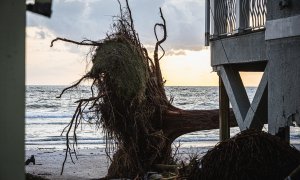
[219,76,230,141]
[276,126,290,144]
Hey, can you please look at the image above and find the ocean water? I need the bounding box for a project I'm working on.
[25,86,300,150]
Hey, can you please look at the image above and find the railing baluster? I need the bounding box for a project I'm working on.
[211,0,217,37]
[219,0,225,34]
[236,0,249,33]
[205,0,210,46]
[206,0,267,38]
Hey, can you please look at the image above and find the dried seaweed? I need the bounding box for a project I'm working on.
[188,130,300,180]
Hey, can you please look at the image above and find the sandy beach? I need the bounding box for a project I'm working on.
[24,86,300,179]
[25,143,300,179]
[26,148,109,179]
[25,146,211,179]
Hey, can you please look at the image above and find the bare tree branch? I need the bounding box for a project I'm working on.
[50,37,102,47]
[56,74,89,98]
[117,0,123,19]
[125,0,135,35]
[60,101,82,175]
[153,8,167,87]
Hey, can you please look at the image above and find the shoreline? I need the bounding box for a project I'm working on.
[26,148,109,180]
[25,146,211,179]
[26,144,300,179]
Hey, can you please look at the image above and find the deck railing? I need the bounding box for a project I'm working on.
[249,0,267,29]
[205,0,267,45]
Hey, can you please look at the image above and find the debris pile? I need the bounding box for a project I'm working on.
[189,130,300,180]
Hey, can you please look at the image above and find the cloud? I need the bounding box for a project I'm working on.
[165,49,186,56]
[35,30,46,39]
[27,0,119,41]
[26,27,91,85]
[27,0,206,51]
[161,0,206,50]
[127,0,206,51]
[26,0,213,85]
[160,49,218,86]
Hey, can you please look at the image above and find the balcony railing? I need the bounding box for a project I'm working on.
[205,0,267,45]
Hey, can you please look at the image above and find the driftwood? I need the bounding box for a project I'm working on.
[286,164,300,180]
[51,0,237,178]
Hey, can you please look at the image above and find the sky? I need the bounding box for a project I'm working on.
[26,0,262,86]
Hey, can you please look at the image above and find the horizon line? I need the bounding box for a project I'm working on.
[25,84,259,88]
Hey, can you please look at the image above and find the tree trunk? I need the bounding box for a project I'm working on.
[163,109,237,141]
[107,108,237,178]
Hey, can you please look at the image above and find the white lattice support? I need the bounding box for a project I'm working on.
[244,65,268,129]
[0,1,25,179]
[218,64,268,131]
[219,76,230,141]
[219,66,250,130]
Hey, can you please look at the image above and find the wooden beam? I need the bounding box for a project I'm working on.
[0,1,25,179]
[205,0,210,46]
[244,65,268,129]
[219,76,230,141]
[286,163,300,179]
[219,65,250,130]
[276,126,290,144]
[219,64,268,131]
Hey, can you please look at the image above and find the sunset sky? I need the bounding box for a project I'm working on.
[26,0,261,86]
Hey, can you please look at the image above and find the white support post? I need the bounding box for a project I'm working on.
[219,66,250,130]
[219,64,268,132]
[219,76,230,141]
[0,1,25,179]
[244,65,268,129]
[205,0,210,46]
[235,0,249,33]
[210,0,217,37]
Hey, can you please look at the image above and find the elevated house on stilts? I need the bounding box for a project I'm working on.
[205,0,300,142]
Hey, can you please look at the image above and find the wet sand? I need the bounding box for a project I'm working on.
[26,144,300,179]
[25,148,109,180]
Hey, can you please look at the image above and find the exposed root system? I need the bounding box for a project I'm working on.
[51,0,237,178]
[188,130,300,180]
[53,1,172,178]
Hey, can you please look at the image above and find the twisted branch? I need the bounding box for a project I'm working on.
[153,8,167,89]
[56,74,89,98]
[50,37,102,47]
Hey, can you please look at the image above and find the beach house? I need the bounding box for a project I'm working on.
[1,0,300,179]
[205,0,300,142]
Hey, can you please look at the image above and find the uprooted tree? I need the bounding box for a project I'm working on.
[51,1,236,178]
